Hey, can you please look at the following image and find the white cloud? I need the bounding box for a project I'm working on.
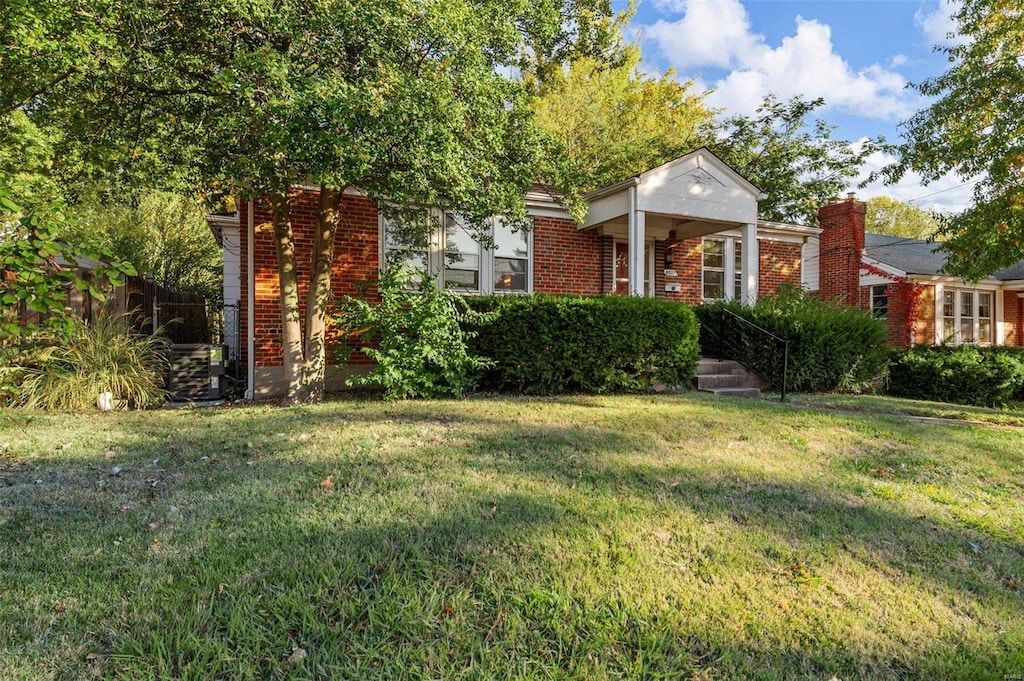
[643,0,917,121]
[915,0,962,47]
[853,141,976,214]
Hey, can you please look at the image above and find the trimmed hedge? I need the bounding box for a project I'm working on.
[695,288,889,393]
[466,295,700,394]
[887,345,1024,407]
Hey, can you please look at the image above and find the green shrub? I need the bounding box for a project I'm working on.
[13,315,169,410]
[887,345,1024,407]
[695,287,889,393]
[466,295,700,394]
[333,268,490,400]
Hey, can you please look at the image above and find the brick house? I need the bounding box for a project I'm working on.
[805,195,1024,349]
[214,148,1023,398]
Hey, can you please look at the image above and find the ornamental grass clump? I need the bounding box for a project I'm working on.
[15,314,169,410]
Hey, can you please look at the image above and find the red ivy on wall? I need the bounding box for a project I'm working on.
[862,262,926,343]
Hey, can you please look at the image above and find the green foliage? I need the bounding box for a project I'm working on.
[11,314,169,410]
[9,0,617,402]
[531,40,715,194]
[887,0,1024,279]
[887,345,1024,407]
[466,295,700,394]
[711,95,883,226]
[865,196,942,240]
[64,190,223,300]
[696,287,889,393]
[0,190,136,348]
[333,268,490,400]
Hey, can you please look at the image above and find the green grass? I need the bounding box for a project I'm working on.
[1,393,1022,679]
[790,392,1024,428]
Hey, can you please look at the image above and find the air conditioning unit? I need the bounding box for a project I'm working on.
[167,344,228,402]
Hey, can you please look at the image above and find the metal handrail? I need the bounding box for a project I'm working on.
[714,308,790,402]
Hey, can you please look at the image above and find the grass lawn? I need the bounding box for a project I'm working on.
[1,393,1022,679]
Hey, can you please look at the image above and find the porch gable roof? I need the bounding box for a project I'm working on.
[580,148,767,239]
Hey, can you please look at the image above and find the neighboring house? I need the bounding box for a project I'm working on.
[803,196,1024,349]
[221,148,1023,398]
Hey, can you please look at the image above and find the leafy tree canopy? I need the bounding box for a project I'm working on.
[887,0,1024,279]
[865,195,942,240]
[531,41,715,193]
[63,192,223,301]
[710,95,881,226]
[7,0,618,403]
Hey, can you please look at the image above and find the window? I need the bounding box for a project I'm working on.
[733,240,743,301]
[381,210,430,277]
[492,220,529,292]
[940,287,995,345]
[381,210,531,294]
[702,236,743,301]
[871,285,888,318]
[702,238,725,300]
[442,213,481,292]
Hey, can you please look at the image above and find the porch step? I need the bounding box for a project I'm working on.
[694,358,763,399]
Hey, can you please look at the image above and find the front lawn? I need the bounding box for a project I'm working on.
[1,394,1022,679]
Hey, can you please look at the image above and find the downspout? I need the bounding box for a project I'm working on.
[246,200,255,400]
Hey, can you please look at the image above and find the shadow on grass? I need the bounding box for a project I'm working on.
[2,398,1022,679]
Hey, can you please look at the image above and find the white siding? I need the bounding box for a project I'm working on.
[801,236,819,292]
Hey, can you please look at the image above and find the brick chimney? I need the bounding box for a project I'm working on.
[817,193,866,306]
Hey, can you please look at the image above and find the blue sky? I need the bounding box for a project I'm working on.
[617,0,973,212]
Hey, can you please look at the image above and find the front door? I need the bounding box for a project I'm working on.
[614,241,651,296]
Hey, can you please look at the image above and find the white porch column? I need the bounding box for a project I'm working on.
[628,186,647,296]
[741,222,758,304]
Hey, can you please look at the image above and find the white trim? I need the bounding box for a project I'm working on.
[246,201,255,400]
[740,223,758,304]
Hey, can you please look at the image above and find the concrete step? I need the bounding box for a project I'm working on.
[694,373,751,390]
[696,358,746,376]
[706,387,762,399]
[694,357,765,399]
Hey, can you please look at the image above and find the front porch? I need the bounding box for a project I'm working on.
[581,148,765,303]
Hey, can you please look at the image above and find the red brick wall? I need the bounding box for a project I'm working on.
[1005,291,1023,346]
[532,216,604,294]
[662,236,703,304]
[913,285,935,346]
[858,283,936,349]
[818,197,866,306]
[244,192,380,369]
[759,240,803,296]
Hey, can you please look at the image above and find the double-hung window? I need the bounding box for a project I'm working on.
[381,210,430,277]
[702,236,743,301]
[871,285,888,318]
[381,210,531,294]
[940,288,995,345]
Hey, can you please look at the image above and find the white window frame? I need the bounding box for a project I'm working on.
[935,285,997,345]
[379,210,532,295]
[702,236,742,302]
[871,284,889,319]
[612,240,655,297]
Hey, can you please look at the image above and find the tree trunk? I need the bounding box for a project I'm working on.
[297,185,344,403]
[269,192,306,405]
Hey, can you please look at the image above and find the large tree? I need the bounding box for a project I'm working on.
[865,196,942,240]
[887,0,1024,279]
[12,0,616,403]
[531,42,715,192]
[710,95,881,226]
